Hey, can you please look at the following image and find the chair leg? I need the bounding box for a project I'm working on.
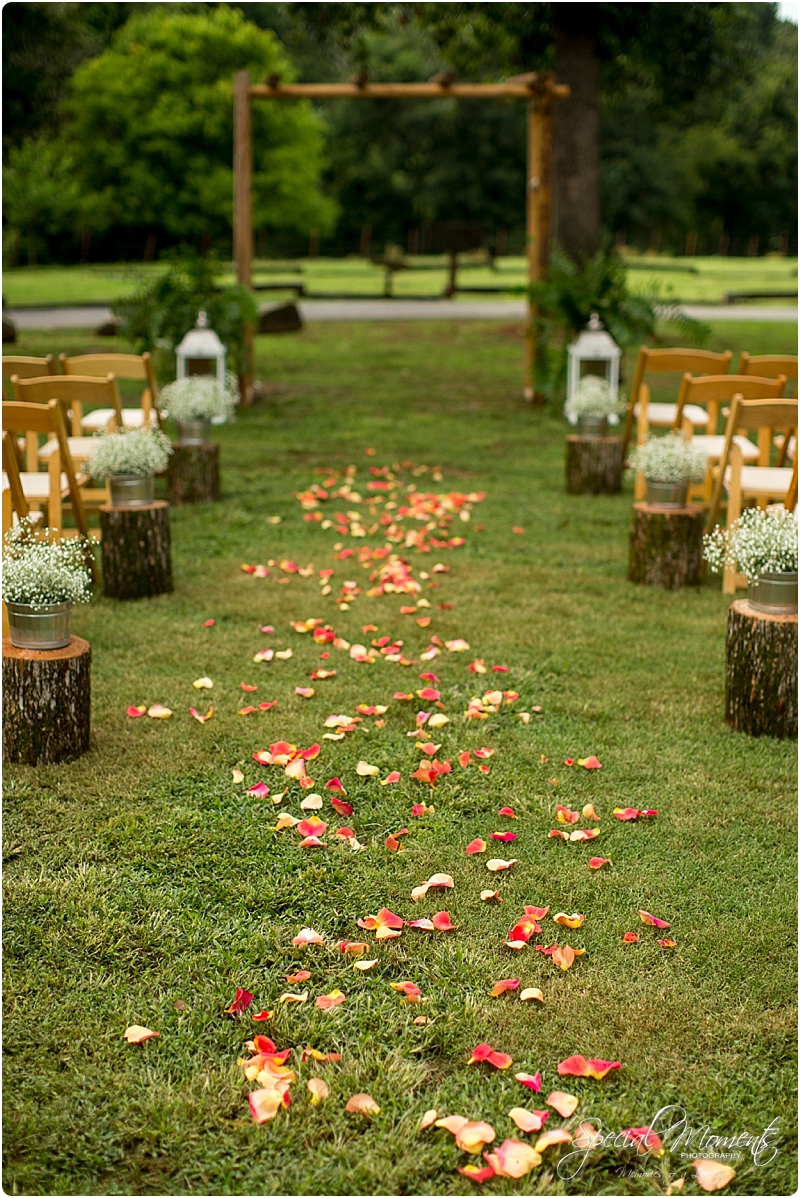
[634,384,650,500]
[722,454,743,595]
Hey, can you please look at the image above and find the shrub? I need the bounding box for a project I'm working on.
[86,426,172,479]
[160,374,239,424]
[3,519,92,607]
[704,506,798,583]
[628,433,707,483]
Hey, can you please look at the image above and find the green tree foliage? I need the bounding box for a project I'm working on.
[112,249,258,379]
[60,6,335,247]
[2,140,81,265]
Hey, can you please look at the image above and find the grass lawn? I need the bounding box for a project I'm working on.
[3,318,797,1197]
[3,255,798,307]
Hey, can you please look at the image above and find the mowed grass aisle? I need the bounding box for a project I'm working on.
[3,320,797,1197]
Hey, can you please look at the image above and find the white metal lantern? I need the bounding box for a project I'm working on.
[175,310,227,386]
[566,312,622,415]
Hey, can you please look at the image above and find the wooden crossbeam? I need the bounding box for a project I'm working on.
[250,80,569,100]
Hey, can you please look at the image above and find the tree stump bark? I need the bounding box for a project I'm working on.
[3,636,91,764]
[725,600,797,738]
[565,435,624,494]
[167,443,220,506]
[627,502,705,590]
[100,501,173,600]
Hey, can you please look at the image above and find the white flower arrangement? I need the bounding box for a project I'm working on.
[160,372,239,424]
[3,518,92,607]
[628,433,707,483]
[565,376,624,421]
[704,506,798,584]
[86,424,172,479]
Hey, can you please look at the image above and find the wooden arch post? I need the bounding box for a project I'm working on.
[233,72,567,403]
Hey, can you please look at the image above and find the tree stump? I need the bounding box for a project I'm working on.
[565,435,624,495]
[725,600,797,738]
[3,636,91,764]
[100,501,173,600]
[627,502,705,590]
[167,443,220,506]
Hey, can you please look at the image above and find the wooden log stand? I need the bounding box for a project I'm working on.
[565,435,624,495]
[628,502,705,590]
[100,501,173,600]
[3,636,91,764]
[167,443,220,506]
[725,600,797,738]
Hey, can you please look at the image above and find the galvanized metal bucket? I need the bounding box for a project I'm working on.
[108,474,155,508]
[7,601,73,650]
[748,571,798,615]
[577,415,609,438]
[646,479,689,508]
[176,419,211,446]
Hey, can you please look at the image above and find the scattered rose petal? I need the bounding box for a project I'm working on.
[315,990,345,1011]
[693,1161,736,1192]
[307,1077,329,1105]
[279,991,309,1004]
[487,859,517,872]
[124,1025,159,1044]
[535,1128,573,1153]
[558,1055,621,1080]
[639,910,671,929]
[301,794,323,811]
[556,805,580,825]
[520,987,544,1003]
[345,1093,380,1116]
[127,705,147,718]
[192,677,213,689]
[623,932,639,943]
[356,761,380,777]
[553,912,584,929]
[224,988,253,1015]
[466,838,487,855]
[589,857,611,869]
[480,889,501,902]
[380,771,402,786]
[483,1139,541,1178]
[251,1009,273,1021]
[456,1121,497,1154]
[431,910,456,931]
[203,618,215,627]
[458,1164,496,1184]
[570,829,600,841]
[231,768,244,783]
[546,1091,579,1117]
[621,1126,665,1157]
[658,938,678,948]
[515,1072,542,1092]
[147,704,172,719]
[420,1108,438,1131]
[390,981,423,1002]
[582,803,600,820]
[491,831,517,843]
[497,806,515,818]
[578,756,602,769]
[489,978,520,997]
[286,970,311,984]
[247,782,270,798]
[189,706,213,723]
[508,1108,549,1133]
[354,958,378,971]
[292,928,325,947]
[325,777,347,795]
[468,1043,513,1069]
[248,1087,289,1124]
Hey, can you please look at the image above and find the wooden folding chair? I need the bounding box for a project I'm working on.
[2,429,28,536]
[59,352,161,431]
[785,459,798,513]
[3,354,57,401]
[621,347,733,459]
[2,400,92,543]
[738,353,798,389]
[706,397,798,592]
[673,374,786,501]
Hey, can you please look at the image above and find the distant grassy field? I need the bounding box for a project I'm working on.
[3,316,796,1196]
[4,255,797,308]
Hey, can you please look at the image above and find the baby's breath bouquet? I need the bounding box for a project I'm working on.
[160,372,239,424]
[86,424,172,480]
[3,519,92,608]
[628,433,707,483]
[704,506,798,584]
[565,376,624,421]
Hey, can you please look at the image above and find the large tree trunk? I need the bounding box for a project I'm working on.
[552,9,601,261]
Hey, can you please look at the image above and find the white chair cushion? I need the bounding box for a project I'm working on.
[38,437,97,461]
[691,435,760,461]
[81,408,146,432]
[18,472,69,499]
[724,465,794,497]
[634,402,709,427]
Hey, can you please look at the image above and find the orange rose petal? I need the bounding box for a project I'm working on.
[345,1092,380,1116]
[589,857,611,869]
[466,838,487,855]
[514,1071,542,1092]
[693,1160,736,1192]
[558,1055,621,1080]
[483,1139,541,1178]
[508,1107,549,1133]
[546,1090,579,1117]
[315,989,346,1011]
[639,910,671,929]
[489,978,520,997]
[124,1025,159,1044]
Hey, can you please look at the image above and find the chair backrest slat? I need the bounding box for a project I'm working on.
[11,373,123,432]
[707,396,799,530]
[738,352,799,382]
[3,355,57,399]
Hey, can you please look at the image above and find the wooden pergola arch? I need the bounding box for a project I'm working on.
[232,71,569,400]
